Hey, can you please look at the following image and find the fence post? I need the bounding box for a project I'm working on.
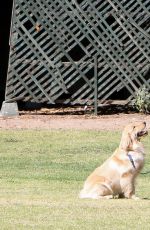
[94,55,98,115]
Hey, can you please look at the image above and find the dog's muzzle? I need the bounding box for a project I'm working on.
[137,130,148,137]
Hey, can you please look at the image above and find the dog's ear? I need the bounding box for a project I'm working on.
[119,132,132,151]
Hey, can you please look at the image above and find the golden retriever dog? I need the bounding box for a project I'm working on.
[79,122,148,200]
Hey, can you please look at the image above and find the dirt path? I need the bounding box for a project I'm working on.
[0,113,150,131]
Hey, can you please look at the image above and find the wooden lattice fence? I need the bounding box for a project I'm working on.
[5,0,150,105]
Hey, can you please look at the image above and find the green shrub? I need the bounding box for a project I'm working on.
[132,86,150,113]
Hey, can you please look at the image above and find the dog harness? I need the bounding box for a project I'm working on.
[127,154,136,169]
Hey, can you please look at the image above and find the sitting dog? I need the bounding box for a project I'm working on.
[79,122,148,200]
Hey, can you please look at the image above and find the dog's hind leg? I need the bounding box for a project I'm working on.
[87,183,113,199]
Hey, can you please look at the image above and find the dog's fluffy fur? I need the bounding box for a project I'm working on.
[79,122,148,200]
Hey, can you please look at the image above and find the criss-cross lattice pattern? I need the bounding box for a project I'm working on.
[6,0,150,104]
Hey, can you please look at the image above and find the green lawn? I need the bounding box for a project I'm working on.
[0,129,150,230]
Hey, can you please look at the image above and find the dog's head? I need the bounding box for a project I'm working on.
[119,122,148,151]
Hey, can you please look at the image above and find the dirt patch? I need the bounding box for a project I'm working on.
[0,106,150,131]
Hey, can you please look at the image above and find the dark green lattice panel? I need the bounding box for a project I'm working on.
[6,0,150,104]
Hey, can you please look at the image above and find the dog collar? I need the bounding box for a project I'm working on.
[127,154,136,169]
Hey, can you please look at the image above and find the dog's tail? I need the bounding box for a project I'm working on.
[79,189,89,199]
[79,187,101,199]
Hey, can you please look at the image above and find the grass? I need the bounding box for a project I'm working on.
[0,129,150,229]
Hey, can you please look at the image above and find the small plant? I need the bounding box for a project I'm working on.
[132,86,150,113]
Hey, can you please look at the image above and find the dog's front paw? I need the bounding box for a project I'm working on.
[131,195,140,200]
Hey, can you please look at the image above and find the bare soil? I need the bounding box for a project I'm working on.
[0,106,150,131]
